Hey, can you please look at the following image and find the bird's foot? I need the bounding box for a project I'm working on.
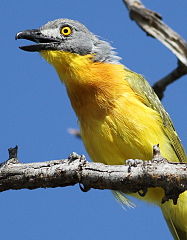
[126,159,144,173]
[68,152,86,163]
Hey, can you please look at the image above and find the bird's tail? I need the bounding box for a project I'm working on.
[161,191,187,240]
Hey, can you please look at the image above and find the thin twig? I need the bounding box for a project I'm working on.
[153,62,187,99]
[68,128,81,139]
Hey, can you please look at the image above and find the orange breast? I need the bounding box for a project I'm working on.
[64,61,136,122]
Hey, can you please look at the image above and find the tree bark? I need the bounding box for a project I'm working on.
[1,147,186,205]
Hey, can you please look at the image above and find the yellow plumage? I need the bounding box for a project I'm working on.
[41,50,186,239]
[16,17,187,239]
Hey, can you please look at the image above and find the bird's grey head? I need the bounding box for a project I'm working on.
[16,18,120,63]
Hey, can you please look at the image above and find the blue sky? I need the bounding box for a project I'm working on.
[1,1,187,239]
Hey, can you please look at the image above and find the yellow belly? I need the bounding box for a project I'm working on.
[80,100,178,204]
[41,48,187,238]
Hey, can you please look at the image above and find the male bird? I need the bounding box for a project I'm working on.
[16,19,186,239]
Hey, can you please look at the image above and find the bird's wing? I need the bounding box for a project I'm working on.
[125,69,186,163]
[162,210,186,240]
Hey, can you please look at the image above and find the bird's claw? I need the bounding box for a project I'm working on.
[138,188,148,197]
[126,159,143,173]
[68,152,86,163]
[79,183,90,192]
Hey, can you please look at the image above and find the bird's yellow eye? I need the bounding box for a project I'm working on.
[60,26,72,36]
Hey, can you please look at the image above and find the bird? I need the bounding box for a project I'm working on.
[16,18,186,240]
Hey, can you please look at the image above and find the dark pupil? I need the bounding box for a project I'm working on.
[64,28,68,33]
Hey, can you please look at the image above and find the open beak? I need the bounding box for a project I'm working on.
[15,29,61,52]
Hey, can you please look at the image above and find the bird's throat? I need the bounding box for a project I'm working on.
[40,50,132,120]
[41,50,93,85]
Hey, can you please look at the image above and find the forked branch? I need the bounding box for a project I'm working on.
[123,0,187,99]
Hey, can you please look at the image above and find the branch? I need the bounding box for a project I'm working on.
[68,128,81,139]
[152,62,187,99]
[123,0,187,99]
[1,146,187,205]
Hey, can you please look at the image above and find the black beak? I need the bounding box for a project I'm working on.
[15,29,60,52]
